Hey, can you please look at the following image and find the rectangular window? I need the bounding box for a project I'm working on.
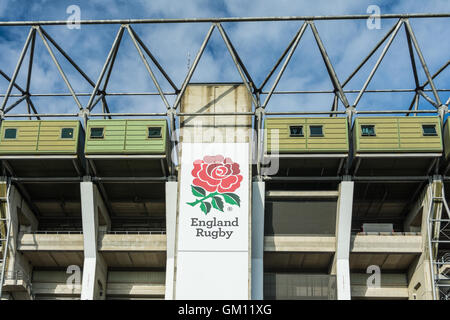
[61,128,74,139]
[361,125,376,136]
[289,125,303,137]
[4,128,17,139]
[90,127,104,139]
[148,127,162,138]
[309,125,323,137]
[422,124,437,136]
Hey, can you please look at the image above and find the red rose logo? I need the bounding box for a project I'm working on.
[191,155,243,193]
[187,155,242,215]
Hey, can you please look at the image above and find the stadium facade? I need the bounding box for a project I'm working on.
[0,14,449,300]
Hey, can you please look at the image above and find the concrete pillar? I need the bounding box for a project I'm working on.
[164,181,177,300]
[251,181,264,300]
[334,180,354,300]
[1,183,37,300]
[80,181,110,300]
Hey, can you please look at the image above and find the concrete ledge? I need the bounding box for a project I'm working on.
[106,283,165,296]
[18,233,167,252]
[351,235,422,253]
[18,233,84,251]
[351,286,409,299]
[351,273,409,299]
[264,235,336,252]
[32,283,81,295]
[99,234,167,251]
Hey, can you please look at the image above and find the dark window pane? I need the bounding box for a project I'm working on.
[309,125,323,137]
[289,125,303,137]
[361,125,376,136]
[148,127,162,138]
[422,124,437,136]
[4,128,17,139]
[90,127,104,139]
[61,128,74,139]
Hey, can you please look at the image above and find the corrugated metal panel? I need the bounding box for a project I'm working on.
[125,120,166,154]
[85,119,167,155]
[444,120,450,159]
[354,116,442,153]
[0,120,80,154]
[85,120,126,154]
[38,121,79,153]
[265,117,348,153]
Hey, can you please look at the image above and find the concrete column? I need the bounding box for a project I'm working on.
[334,180,354,300]
[164,181,177,300]
[2,183,37,300]
[80,182,110,300]
[251,181,264,300]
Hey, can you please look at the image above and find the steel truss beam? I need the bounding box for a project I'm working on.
[0,16,447,120]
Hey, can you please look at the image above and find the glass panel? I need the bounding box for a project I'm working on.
[61,128,74,139]
[309,125,323,137]
[422,125,437,136]
[148,127,162,138]
[90,127,104,139]
[4,128,17,139]
[361,125,376,136]
[289,125,303,137]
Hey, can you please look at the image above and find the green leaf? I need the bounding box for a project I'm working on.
[221,193,240,207]
[212,196,224,212]
[200,201,211,215]
[191,185,206,197]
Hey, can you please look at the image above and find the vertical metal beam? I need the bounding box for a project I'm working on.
[309,21,350,108]
[216,23,258,107]
[26,97,40,120]
[36,26,83,110]
[172,24,215,110]
[25,29,36,93]
[86,26,125,111]
[262,22,307,109]
[404,24,420,88]
[404,20,442,106]
[1,27,34,111]
[352,20,403,107]
[126,25,171,110]
[101,28,124,93]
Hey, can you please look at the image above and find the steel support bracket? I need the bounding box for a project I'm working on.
[78,108,90,118]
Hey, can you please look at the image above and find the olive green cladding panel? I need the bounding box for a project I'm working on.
[444,120,450,159]
[354,116,442,153]
[0,120,80,154]
[85,120,126,154]
[85,119,167,154]
[264,117,348,153]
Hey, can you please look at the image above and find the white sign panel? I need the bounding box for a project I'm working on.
[175,142,250,299]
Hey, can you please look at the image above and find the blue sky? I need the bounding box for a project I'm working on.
[0,0,449,116]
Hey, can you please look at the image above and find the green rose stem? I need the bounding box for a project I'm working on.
[187,191,219,207]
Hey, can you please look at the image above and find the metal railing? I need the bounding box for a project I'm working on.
[103,230,166,235]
